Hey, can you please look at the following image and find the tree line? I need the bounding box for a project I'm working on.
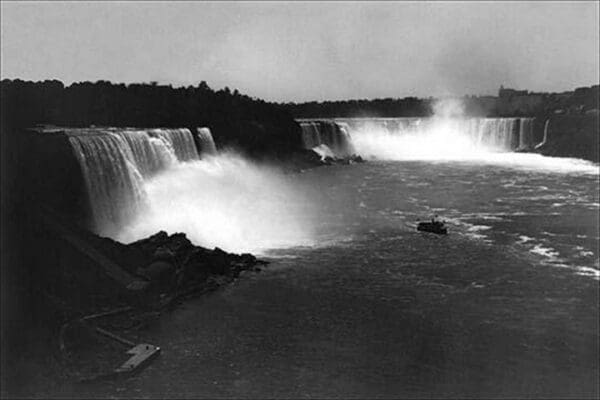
[281,85,599,119]
[282,97,433,119]
[0,79,302,158]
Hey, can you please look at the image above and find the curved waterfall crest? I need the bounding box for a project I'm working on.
[299,117,537,159]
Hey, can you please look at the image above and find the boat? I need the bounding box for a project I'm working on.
[417,218,448,235]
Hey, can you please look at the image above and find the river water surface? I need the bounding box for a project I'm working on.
[71,156,600,398]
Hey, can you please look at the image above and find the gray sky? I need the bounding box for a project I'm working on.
[1,1,598,102]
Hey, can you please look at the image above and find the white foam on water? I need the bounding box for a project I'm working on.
[463,224,493,243]
[574,246,595,258]
[530,244,561,260]
[460,212,504,221]
[445,217,493,244]
[519,239,599,280]
[572,266,600,279]
[517,235,535,244]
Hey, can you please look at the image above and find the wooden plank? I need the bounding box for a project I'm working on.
[114,344,161,374]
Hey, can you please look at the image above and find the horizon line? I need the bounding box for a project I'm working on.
[1,77,598,104]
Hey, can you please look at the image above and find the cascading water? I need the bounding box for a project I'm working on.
[299,120,356,159]
[68,128,200,237]
[300,117,538,162]
[150,128,200,162]
[114,130,175,177]
[336,122,357,157]
[68,126,312,253]
[196,127,217,155]
[535,119,550,150]
[518,118,535,150]
[299,122,322,149]
[69,130,149,236]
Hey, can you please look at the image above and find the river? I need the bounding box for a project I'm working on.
[72,155,599,398]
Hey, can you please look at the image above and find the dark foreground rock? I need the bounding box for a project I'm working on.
[322,154,365,166]
[87,230,268,309]
[0,217,268,394]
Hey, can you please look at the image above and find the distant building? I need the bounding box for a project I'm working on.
[498,85,529,98]
[496,86,542,116]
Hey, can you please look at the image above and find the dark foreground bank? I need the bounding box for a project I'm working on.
[0,213,267,398]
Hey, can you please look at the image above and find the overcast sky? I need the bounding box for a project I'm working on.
[1,1,598,102]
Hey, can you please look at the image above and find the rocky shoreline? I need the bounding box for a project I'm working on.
[1,224,270,395]
[106,230,268,307]
[280,148,365,173]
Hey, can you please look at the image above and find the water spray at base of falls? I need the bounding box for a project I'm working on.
[346,117,521,161]
[117,152,314,253]
[297,97,597,174]
[68,127,314,253]
[298,98,535,162]
[68,119,597,255]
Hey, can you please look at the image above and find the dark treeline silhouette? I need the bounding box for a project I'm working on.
[282,85,600,119]
[0,79,302,158]
[280,95,517,118]
[282,97,433,119]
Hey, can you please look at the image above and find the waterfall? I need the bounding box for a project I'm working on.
[114,130,175,177]
[535,119,550,150]
[334,122,357,157]
[517,118,535,151]
[149,128,199,162]
[473,118,516,150]
[299,120,356,158]
[299,117,538,161]
[69,130,147,236]
[196,127,217,155]
[65,125,311,252]
[300,121,322,149]
[67,127,202,236]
